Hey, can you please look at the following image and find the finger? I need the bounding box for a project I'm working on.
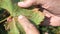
[18,15,40,34]
[43,10,52,18]
[18,0,36,8]
[7,16,12,22]
[50,16,60,26]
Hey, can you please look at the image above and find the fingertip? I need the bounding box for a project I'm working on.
[18,0,35,8]
[18,15,30,24]
[18,15,24,20]
[18,2,25,7]
[18,2,31,8]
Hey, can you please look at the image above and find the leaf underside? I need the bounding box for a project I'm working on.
[0,0,44,25]
[0,0,44,34]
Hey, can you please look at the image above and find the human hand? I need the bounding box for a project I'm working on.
[18,15,40,34]
[18,0,60,16]
[18,0,60,26]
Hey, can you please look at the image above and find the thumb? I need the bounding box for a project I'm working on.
[18,0,36,8]
[18,15,40,34]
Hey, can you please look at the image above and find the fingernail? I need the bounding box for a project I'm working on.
[18,2,24,7]
[18,15,24,20]
[18,2,27,7]
[18,15,29,24]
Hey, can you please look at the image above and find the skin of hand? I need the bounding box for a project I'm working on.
[7,15,40,34]
[18,15,40,34]
[18,0,60,26]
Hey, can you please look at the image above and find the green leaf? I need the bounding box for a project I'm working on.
[0,0,44,25]
[7,18,20,34]
[16,21,26,34]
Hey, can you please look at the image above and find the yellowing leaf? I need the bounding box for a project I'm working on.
[0,0,44,25]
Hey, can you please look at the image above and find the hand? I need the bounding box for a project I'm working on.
[7,15,40,34]
[18,15,40,34]
[18,0,60,26]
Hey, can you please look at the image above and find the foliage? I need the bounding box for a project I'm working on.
[0,0,60,34]
[0,0,44,34]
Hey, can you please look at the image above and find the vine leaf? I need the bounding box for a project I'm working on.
[0,0,44,25]
[7,18,20,34]
[0,0,44,34]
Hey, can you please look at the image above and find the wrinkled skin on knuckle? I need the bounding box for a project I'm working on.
[41,0,60,16]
